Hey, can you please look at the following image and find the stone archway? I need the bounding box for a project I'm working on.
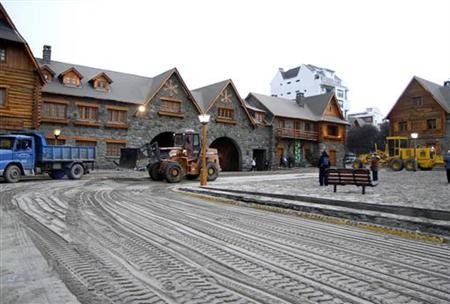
[210,137,241,171]
[151,132,174,147]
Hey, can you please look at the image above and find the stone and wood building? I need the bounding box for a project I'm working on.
[245,92,349,167]
[0,3,347,171]
[386,76,450,154]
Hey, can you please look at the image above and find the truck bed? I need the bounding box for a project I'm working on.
[42,145,96,162]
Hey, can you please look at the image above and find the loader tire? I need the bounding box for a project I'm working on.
[206,162,219,181]
[404,158,417,171]
[165,163,184,183]
[4,164,21,183]
[148,163,163,181]
[390,158,403,171]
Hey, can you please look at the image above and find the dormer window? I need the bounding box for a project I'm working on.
[90,72,113,91]
[59,67,83,88]
[41,65,55,82]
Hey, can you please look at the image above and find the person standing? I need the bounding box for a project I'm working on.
[251,158,256,171]
[318,151,330,186]
[445,150,450,183]
[370,152,381,182]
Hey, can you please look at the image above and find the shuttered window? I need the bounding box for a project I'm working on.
[161,100,181,113]
[218,107,234,120]
[42,102,67,119]
[78,106,98,121]
[106,142,125,156]
[107,109,127,124]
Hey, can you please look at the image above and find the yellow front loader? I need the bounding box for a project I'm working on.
[354,136,443,171]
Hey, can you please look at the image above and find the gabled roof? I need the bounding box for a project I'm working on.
[245,103,266,113]
[279,66,300,79]
[192,79,255,125]
[59,67,84,80]
[386,76,450,118]
[414,76,450,113]
[141,67,203,114]
[247,92,348,125]
[41,65,55,76]
[0,3,45,84]
[191,79,230,112]
[89,72,113,84]
[38,58,155,104]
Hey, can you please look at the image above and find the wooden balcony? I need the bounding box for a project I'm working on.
[276,128,319,141]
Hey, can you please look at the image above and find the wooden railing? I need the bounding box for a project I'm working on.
[276,128,319,141]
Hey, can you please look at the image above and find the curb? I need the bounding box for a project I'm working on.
[176,188,447,244]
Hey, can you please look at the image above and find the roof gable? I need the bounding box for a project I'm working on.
[192,80,255,126]
[0,3,45,84]
[144,68,202,114]
[386,76,450,119]
[59,67,84,80]
[89,72,113,84]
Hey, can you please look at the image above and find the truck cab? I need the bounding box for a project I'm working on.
[0,135,36,179]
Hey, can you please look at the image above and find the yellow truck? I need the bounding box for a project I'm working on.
[354,136,443,171]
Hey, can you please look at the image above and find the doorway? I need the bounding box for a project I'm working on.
[252,149,266,170]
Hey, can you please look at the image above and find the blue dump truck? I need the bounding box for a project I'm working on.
[0,132,96,183]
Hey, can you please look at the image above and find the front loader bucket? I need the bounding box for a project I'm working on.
[119,148,144,168]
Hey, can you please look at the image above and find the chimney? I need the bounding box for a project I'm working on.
[296,92,304,107]
[43,45,51,64]
[444,79,450,87]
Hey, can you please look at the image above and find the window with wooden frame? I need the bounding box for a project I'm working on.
[277,118,285,128]
[294,120,301,130]
[106,107,128,127]
[161,99,181,113]
[0,87,7,107]
[399,121,407,131]
[427,119,437,130]
[305,122,312,131]
[106,142,126,156]
[412,96,423,107]
[327,125,339,137]
[0,48,6,63]
[42,101,68,121]
[254,112,265,123]
[218,107,234,120]
[77,105,98,121]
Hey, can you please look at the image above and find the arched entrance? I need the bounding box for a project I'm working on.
[151,132,174,147]
[210,137,241,171]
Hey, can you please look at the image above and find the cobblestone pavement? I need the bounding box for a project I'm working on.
[1,171,450,304]
[211,168,450,212]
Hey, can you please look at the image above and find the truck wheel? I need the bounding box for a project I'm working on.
[390,158,403,171]
[404,158,417,171]
[206,162,219,181]
[165,163,184,183]
[49,169,65,180]
[148,163,163,181]
[68,163,84,180]
[4,165,21,183]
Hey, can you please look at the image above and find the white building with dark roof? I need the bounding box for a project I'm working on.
[347,107,384,129]
[270,64,350,117]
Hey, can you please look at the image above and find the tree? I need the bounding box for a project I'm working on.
[347,124,380,154]
[375,121,390,151]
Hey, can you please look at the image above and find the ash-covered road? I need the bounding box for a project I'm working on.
[1,173,450,304]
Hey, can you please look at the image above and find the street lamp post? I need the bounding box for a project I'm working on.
[198,114,211,186]
[411,132,418,171]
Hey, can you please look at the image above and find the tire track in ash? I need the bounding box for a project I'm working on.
[11,181,170,304]
[97,189,378,304]
[108,188,450,304]
[82,190,299,304]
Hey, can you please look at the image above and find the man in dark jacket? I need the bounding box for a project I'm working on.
[445,150,450,183]
[318,151,330,186]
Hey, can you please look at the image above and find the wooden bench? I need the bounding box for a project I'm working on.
[325,168,375,194]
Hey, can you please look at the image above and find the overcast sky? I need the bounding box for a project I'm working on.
[4,0,450,116]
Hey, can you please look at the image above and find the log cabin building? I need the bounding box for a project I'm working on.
[0,5,45,131]
[386,76,450,154]
[245,92,348,167]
